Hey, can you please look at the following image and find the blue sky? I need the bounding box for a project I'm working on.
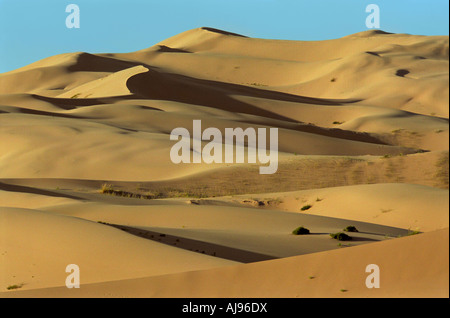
[0,0,448,73]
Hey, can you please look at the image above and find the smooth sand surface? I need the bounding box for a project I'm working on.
[0,27,448,297]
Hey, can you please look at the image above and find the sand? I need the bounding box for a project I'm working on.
[4,228,447,298]
[0,27,448,298]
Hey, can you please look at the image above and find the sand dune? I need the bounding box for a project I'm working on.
[3,228,447,298]
[0,207,237,291]
[0,28,448,297]
[228,183,449,232]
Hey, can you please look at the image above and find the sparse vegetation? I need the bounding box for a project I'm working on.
[406,229,421,236]
[332,121,344,125]
[101,188,164,200]
[70,93,81,99]
[330,232,352,241]
[301,204,312,211]
[100,184,204,200]
[435,152,449,188]
[330,77,337,82]
[6,284,23,290]
[101,183,115,193]
[265,197,284,205]
[343,225,358,232]
[91,150,438,200]
[292,226,310,235]
[248,82,267,87]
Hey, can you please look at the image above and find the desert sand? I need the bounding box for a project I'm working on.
[0,27,448,298]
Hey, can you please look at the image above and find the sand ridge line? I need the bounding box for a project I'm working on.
[100,222,276,263]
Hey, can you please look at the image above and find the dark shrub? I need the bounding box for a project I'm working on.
[344,226,358,232]
[292,226,310,235]
[301,204,312,211]
[330,232,352,241]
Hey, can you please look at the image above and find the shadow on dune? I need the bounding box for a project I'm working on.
[67,53,141,73]
[346,236,379,242]
[201,27,248,38]
[104,223,276,263]
[157,45,192,53]
[27,53,395,145]
[37,53,362,118]
[3,105,94,119]
[31,94,122,109]
[28,91,396,146]
[293,124,389,145]
[0,182,83,200]
[125,67,361,122]
[62,54,362,111]
[366,51,381,57]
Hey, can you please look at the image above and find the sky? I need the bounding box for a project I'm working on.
[0,0,448,73]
